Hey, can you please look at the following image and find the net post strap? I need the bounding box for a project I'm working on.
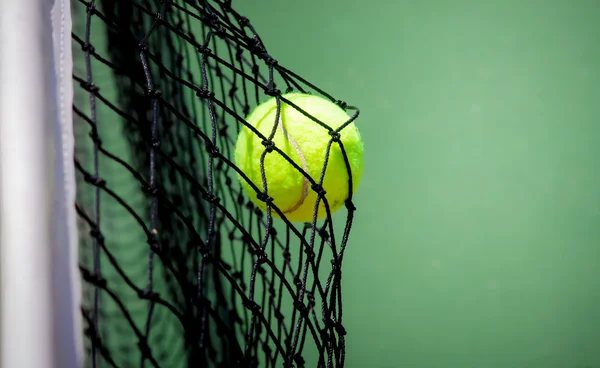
[0,0,82,367]
[51,0,85,367]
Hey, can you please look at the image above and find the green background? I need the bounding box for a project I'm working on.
[235,1,600,367]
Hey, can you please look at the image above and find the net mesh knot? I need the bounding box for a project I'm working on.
[205,142,220,157]
[89,227,104,244]
[137,339,152,360]
[264,85,281,96]
[80,81,99,93]
[81,43,95,53]
[84,173,106,188]
[197,45,211,54]
[203,252,213,264]
[311,183,326,197]
[153,12,164,23]
[264,56,278,66]
[145,88,162,98]
[345,198,357,211]
[294,354,306,366]
[249,35,267,56]
[238,16,250,27]
[261,139,275,153]
[306,292,316,309]
[138,289,159,301]
[335,99,348,109]
[141,183,161,197]
[88,129,101,145]
[85,3,96,15]
[303,247,316,261]
[147,234,160,252]
[81,268,107,289]
[293,300,308,317]
[256,191,273,205]
[256,250,268,264]
[318,227,330,240]
[196,88,214,99]
[243,300,261,316]
[329,130,341,142]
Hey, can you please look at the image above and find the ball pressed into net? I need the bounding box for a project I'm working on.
[234,92,364,222]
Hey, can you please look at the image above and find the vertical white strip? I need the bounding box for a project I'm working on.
[0,0,57,367]
[50,0,83,367]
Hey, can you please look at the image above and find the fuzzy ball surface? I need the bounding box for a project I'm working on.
[234,92,364,222]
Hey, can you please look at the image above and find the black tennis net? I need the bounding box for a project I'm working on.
[72,1,360,367]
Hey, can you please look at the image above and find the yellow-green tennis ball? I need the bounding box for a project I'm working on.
[234,92,364,222]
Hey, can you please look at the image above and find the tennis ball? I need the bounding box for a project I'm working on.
[234,92,364,222]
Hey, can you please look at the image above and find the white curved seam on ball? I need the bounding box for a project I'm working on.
[278,118,309,214]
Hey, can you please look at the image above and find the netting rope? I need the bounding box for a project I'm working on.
[72,1,360,367]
